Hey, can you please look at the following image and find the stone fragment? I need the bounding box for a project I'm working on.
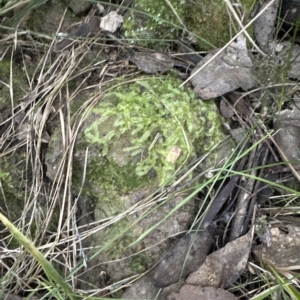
[254,0,280,53]
[190,35,256,99]
[100,11,123,33]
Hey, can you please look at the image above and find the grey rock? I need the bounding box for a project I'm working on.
[254,225,300,267]
[152,231,213,287]
[121,272,160,299]
[122,273,181,300]
[66,0,92,15]
[100,11,124,33]
[254,0,280,53]
[288,44,300,79]
[273,92,300,178]
[167,286,238,300]
[190,35,256,99]
[129,52,174,74]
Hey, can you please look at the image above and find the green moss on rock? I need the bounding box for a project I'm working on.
[83,75,225,186]
[0,59,29,123]
[0,155,30,249]
[122,0,256,50]
[63,74,227,285]
[123,0,185,48]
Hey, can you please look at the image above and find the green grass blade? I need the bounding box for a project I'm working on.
[0,212,76,300]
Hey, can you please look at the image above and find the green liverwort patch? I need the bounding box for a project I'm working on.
[83,75,225,186]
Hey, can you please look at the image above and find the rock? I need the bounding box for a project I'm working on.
[288,44,300,79]
[273,92,300,178]
[27,2,74,34]
[65,0,92,15]
[100,11,124,33]
[122,0,253,50]
[129,52,174,74]
[190,35,256,99]
[45,75,226,288]
[254,0,280,53]
[186,231,252,288]
[121,272,160,299]
[167,285,239,300]
[254,225,300,267]
[152,231,213,287]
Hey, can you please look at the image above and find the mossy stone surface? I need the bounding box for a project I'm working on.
[45,74,228,286]
[122,0,256,50]
[82,75,225,187]
[0,157,25,221]
[0,59,29,123]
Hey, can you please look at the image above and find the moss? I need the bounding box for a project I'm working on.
[67,74,227,283]
[122,0,256,50]
[0,158,26,221]
[0,155,32,250]
[185,0,256,50]
[123,0,184,48]
[83,74,225,187]
[88,156,148,194]
[27,2,74,35]
[89,217,152,273]
[104,226,135,260]
[0,59,29,101]
[129,254,151,273]
[0,60,10,76]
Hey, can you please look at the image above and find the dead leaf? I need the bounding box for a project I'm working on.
[129,52,174,74]
[190,35,256,99]
[254,224,300,267]
[166,145,182,164]
[186,231,252,288]
[167,285,238,300]
[100,11,123,33]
